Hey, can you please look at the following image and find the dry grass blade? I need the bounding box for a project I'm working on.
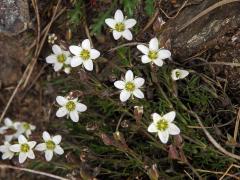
[0,164,69,180]
[220,164,240,180]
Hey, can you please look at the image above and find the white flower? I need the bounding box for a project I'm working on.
[46,44,71,73]
[35,131,64,161]
[0,141,14,160]
[171,69,189,81]
[9,135,36,163]
[147,111,180,144]
[0,118,20,134]
[137,37,171,67]
[17,122,36,138]
[69,39,100,71]
[0,118,22,141]
[56,96,87,122]
[114,70,145,102]
[105,9,136,41]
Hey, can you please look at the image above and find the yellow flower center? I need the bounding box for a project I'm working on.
[80,49,90,60]
[156,119,169,131]
[148,51,158,60]
[21,143,30,153]
[46,140,56,150]
[175,71,181,78]
[65,101,76,111]
[125,82,135,92]
[115,22,125,32]
[23,123,30,130]
[57,54,66,63]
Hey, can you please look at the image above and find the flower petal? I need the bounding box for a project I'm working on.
[54,145,64,155]
[28,141,36,148]
[122,29,133,41]
[2,152,13,160]
[114,80,125,89]
[4,118,13,127]
[105,18,116,28]
[76,103,87,112]
[69,45,82,56]
[163,111,176,122]
[56,107,68,117]
[90,49,100,59]
[158,131,169,144]
[153,58,163,67]
[147,123,158,133]
[10,144,20,152]
[35,143,46,151]
[152,113,161,123]
[52,45,62,55]
[43,131,51,141]
[45,150,53,161]
[124,19,136,28]
[19,152,27,163]
[134,78,144,88]
[53,63,63,72]
[180,70,189,79]
[133,89,144,99]
[137,45,149,55]
[70,111,79,122]
[83,60,93,71]
[70,56,83,67]
[141,55,151,63]
[46,55,57,64]
[158,49,171,59]
[56,96,68,106]
[114,9,124,22]
[149,38,159,51]
[168,123,180,135]
[18,135,27,144]
[125,70,134,81]
[120,90,131,102]
[82,39,91,50]
[0,127,8,134]
[52,135,62,144]
[0,145,7,152]
[113,30,122,40]
[27,150,35,159]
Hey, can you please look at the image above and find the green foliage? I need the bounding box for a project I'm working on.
[144,0,155,16]
[68,1,85,26]
[121,0,140,17]
[90,9,113,35]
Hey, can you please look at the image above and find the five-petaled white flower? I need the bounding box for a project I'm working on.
[35,131,64,161]
[171,69,189,81]
[105,9,136,41]
[114,70,144,102]
[0,141,14,160]
[0,118,20,134]
[147,111,180,144]
[46,44,71,73]
[17,122,36,138]
[137,37,171,67]
[10,135,36,163]
[0,118,22,141]
[69,39,100,71]
[56,96,87,122]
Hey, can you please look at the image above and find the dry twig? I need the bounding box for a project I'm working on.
[0,164,69,180]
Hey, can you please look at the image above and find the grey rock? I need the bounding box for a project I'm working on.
[0,0,30,35]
